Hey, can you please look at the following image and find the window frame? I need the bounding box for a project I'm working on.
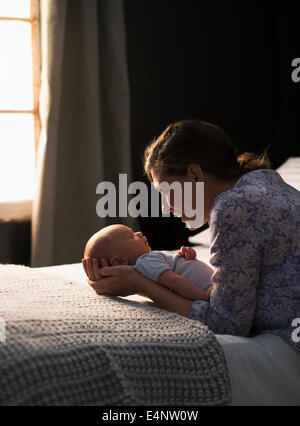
[0,0,41,220]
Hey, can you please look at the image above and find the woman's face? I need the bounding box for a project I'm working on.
[151,165,211,230]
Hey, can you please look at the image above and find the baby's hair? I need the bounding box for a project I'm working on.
[144,119,271,181]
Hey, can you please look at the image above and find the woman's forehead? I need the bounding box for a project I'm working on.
[152,169,188,183]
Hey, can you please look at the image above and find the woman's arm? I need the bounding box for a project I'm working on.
[190,196,263,336]
[83,257,194,317]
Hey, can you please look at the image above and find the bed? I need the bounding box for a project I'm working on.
[1,258,232,406]
[36,244,300,407]
[1,160,300,406]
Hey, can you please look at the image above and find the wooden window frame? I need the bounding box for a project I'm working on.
[0,0,40,221]
[0,0,41,158]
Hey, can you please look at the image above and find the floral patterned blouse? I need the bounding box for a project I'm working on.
[190,169,300,352]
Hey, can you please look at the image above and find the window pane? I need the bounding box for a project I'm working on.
[0,0,31,18]
[0,114,34,202]
[0,21,33,109]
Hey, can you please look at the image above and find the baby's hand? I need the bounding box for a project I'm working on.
[177,246,197,261]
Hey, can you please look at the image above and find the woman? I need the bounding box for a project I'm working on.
[83,120,300,352]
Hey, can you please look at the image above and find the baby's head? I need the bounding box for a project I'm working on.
[84,224,151,267]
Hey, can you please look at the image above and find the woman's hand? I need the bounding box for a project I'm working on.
[177,246,197,261]
[82,257,104,282]
[82,257,140,296]
[82,257,194,318]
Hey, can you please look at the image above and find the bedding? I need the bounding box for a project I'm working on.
[0,263,231,406]
[1,243,300,406]
[188,227,210,247]
[39,247,300,407]
[276,157,300,192]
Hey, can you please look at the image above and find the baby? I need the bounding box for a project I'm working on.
[83,224,214,301]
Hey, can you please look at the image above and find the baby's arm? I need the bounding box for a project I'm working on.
[157,270,212,301]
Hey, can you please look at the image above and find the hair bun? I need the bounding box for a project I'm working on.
[237,148,272,171]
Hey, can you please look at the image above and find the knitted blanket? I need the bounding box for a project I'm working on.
[0,264,231,406]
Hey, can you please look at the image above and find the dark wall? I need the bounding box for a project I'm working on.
[0,221,31,265]
[124,0,300,249]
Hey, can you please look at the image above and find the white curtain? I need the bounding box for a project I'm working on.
[31,0,136,266]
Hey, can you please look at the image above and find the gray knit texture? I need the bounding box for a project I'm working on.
[0,265,231,406]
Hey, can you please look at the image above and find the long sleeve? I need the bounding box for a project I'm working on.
[190,194,264,336]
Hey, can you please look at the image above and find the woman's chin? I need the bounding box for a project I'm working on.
[181,218,197,230]
[186,225,198,230]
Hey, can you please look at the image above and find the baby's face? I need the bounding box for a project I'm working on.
[111,225,151,264]
[85,224,151,266]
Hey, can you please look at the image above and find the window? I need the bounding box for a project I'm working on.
[0,0,40,220]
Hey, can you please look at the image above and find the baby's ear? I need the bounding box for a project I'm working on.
[110,256,128,266]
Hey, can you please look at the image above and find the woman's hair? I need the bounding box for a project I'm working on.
[143,119,272,181]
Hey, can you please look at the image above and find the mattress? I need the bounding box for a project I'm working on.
[38,245,300,406]
[276,157,300,192]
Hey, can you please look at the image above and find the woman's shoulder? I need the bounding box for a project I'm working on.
[208,189,260,231]
[212,168,296,206]
[208,169,284,227]
[209,168,300,234]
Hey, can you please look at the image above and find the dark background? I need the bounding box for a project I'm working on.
[2,0,299,264]
[124,0,300,250]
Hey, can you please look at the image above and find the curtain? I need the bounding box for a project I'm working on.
[31,0,136,267]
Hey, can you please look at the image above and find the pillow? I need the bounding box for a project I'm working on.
[276,157,300,191]
[188,227,210,247]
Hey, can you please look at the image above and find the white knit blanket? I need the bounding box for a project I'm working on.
[0,264,231,406]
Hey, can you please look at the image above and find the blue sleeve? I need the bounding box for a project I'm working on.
[134,252,172,282]
[190,194,264,336]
